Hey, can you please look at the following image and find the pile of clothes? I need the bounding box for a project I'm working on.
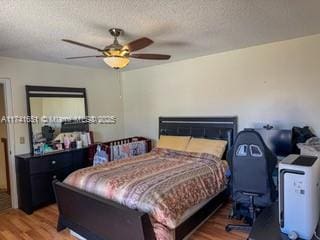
[297,137,320,157]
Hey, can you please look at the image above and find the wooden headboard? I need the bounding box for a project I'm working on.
[159,117,238,151]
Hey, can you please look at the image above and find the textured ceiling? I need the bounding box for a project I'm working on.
[1,0,320,71]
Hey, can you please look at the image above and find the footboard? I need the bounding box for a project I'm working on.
[53,181,156,240]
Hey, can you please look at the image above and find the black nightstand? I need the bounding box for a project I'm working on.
[249,202,320,240]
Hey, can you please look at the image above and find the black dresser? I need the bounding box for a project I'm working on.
[15,148,89,214]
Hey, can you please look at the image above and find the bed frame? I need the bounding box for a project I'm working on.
[53,116,238,240]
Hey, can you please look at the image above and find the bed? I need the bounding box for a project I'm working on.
[53,116,238,240]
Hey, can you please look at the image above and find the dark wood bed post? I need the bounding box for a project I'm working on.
[57,215,66,232]
[53,117,237,240]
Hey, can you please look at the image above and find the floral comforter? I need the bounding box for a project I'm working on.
[64,148,228,230]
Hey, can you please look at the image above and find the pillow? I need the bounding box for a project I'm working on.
[186,138,227,158]
[157,135,191,151]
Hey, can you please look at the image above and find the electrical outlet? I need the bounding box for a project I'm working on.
[20,137,25,144]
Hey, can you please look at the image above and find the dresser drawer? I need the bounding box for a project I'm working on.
[30,153,73,174]
[31,173,55,207]
[31,167,73,207]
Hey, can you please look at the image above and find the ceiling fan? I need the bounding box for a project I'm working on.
[63,28,171,69]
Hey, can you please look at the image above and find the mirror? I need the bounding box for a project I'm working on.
[30,97,86,140]
[26,86,89,154]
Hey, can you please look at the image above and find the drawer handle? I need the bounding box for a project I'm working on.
[53,175,57,179]
[51,161,56,165]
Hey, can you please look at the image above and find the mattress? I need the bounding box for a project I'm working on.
[65,148,228,238]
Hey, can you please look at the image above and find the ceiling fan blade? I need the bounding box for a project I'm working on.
[65,55,105,59]
[129,53,171,60]
[122,38,153,52]
[62,39,103,51]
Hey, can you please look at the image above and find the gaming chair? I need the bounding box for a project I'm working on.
[226,129,277,232]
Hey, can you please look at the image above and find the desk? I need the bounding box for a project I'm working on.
[249,203,320,240]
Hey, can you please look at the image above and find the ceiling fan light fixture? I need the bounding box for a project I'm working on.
[103,56,130,69]
[63,27,170,69]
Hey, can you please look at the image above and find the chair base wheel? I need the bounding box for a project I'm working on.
[225,226,231,232]
[225,224,252,233]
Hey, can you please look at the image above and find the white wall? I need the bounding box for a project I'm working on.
[122,34,320,141]
[0,57,124,155]
[2,33,320,154]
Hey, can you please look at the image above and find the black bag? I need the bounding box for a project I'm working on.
[292,126,316,154]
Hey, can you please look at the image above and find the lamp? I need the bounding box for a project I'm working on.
[103,57,130,69]
[103,49,130,69]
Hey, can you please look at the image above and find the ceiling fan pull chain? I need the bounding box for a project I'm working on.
[118,70,122,99]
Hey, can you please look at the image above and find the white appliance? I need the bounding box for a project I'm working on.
[279,154,320,240]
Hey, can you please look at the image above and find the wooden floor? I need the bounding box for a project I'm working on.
[0,203,248,240]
